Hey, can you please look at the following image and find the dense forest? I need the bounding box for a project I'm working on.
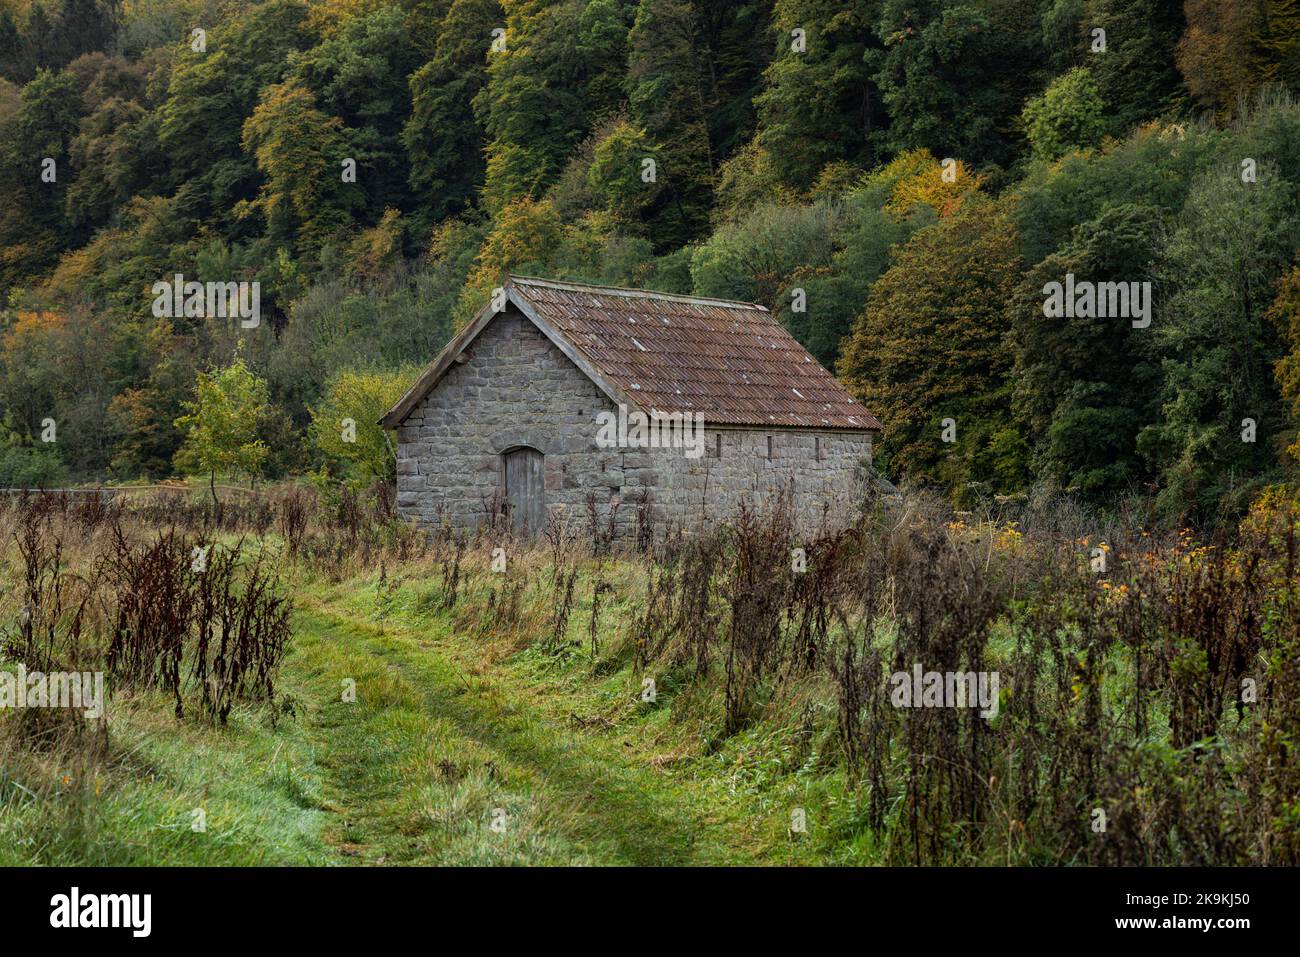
[1,0,1298,524]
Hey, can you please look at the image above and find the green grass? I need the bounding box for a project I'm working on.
[1,557,869,866]
[0,689,331,866]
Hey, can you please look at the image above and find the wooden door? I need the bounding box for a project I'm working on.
[503,447,544,535]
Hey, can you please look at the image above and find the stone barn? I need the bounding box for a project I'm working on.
[380,276,882,537]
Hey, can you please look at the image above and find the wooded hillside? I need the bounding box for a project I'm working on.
[1,0,1298,523]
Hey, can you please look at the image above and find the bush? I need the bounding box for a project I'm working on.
[0,444,64,488]
[308,366,418,484]
[1022,67,1106,160]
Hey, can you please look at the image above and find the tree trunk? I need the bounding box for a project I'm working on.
[209,470,221,524]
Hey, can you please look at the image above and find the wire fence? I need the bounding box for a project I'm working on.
[0,483,269,497]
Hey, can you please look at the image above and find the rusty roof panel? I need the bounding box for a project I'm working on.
[510,276,880,431]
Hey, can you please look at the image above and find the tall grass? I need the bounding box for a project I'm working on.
[457,483,1300,865]
[3,479,1299,865]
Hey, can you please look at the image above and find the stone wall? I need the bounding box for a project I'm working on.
[395,307,873,536]
[647,427,874,536]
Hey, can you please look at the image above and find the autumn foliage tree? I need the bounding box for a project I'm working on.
[839,199,1027,498]
[1178,0,1269,118]
[239,79,360,255]
[1177,0,1300,119]
[457,196,563,324]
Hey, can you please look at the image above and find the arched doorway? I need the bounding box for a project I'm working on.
[503,446,544,535]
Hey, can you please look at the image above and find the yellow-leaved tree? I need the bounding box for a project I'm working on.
[455,196,562,326]
[308,365,419,485]
[868,148,983,222]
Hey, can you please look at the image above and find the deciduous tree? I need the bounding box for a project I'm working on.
[839,199,1026,496]
[173,354,270,507]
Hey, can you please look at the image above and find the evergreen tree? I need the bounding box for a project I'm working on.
[870,0,1043,167]
[404,0,501,223]
[1012,203,1163,499]
[473,0,629,211]
[754,0,881,190]
[0,67,83,287]
[693,0,771,161]
[1039,0,1085,72]
[626,0,714,247]
[1082,0,1184,132]
[1138,164,1299,520]
[291,5,423,218]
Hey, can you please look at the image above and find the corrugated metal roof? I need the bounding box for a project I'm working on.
[509,276,880,431]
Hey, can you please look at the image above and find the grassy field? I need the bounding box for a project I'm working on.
[4,485,1300,867]
[1,547,864,866]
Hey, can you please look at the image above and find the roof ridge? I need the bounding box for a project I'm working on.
[508,274,769,312]
[380,273,880,432]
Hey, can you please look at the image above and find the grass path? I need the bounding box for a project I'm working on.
[3,570,840,866]
[289,595,781,866]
